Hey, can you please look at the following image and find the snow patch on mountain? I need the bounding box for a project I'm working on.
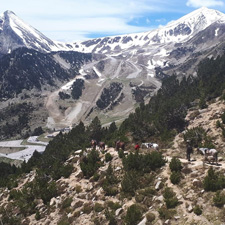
[73,7,225,55]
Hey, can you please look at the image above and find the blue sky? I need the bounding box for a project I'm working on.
[1,0,225,42]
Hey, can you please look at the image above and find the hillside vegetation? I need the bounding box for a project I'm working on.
[1,53,225,224]
[0,48,91,99]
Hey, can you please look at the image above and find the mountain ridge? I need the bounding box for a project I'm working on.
[1,7,225,55]
[2,7,225,131]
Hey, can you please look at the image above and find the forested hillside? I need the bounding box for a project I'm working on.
[0,48,91,99]
[120,54,225,142]
[3,52,225,182]
[1,53,225,224]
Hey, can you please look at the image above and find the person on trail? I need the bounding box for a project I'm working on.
[135,143,140,150]
[186,140,193,162]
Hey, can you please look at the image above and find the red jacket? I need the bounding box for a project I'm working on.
[135,144,140,150]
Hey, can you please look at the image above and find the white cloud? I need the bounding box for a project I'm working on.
[186,0,224,8]
[1,0,165,41]
[42,17,152,42]
[2,0,220,42]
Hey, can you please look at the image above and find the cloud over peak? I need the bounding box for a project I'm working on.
[186,0,224,8]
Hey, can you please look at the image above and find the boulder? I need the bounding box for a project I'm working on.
[96,187,103,196]
[50,197,56,206]
[177,195,183,200]
[190,170,198,178]
[67,212,73,218]
[187,205,193,213]
[77,193,86,199]
[156,195,164,202]
[71,200,84,209]
[115,166,122,171]
[164,219,170,224]
[75,150,82,155]
[86,183,93,191]
[115,208,123,216]
[192,178,202,187]
[155,181,162,190]
[185,192,194,200]
[138,217,147,225]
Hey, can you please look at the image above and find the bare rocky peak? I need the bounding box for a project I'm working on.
[0,10,72,54]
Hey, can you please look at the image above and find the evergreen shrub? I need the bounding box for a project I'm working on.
[213,191,225,207]
[169,157,182,172]
[125,204,142,225]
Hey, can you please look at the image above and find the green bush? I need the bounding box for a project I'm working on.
[169,157,182,172]
[93,172,100,181]
[121,171,139,196]
[105,209,117,225]
[105,153,113,162]
[80,149,101,178]
[193,205,202,215]
[213,191,225,207]
[118,149,125,158]
[103,185,118,196]
[222,128,225,138]
[94,203,104,212]
[146,212,156,222]
[35,210,41,220]
[102,164,118,196]
[122,151,166,173]
[165,197,179,209]
[170,171,182,184]
[8,189,22,200]
[199,97,207,109]
[203,167,225,192]
[107,201,121,211]
[135,194,145,203]
[216,120,222,128]
[138,173,155,188]
[125,204,142,225]
[163,187,179,209]
[221,111,225,124]
[61,197,72,209]
[82,203,93,214]
[158,206,176,220]
[138,187,156,197]
[57,216,70,225]
[183,127,215,148]
[183,127,206,147]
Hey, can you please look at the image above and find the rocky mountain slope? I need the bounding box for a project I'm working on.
[0,10,74,55]
[1,97,225,225]
[43,7,225,128]
[73,7,225,76]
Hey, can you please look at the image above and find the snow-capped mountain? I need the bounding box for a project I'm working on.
[2,7,225,129]
[0,10,73,55]
[73,7,225,54]
[70,7,225,79]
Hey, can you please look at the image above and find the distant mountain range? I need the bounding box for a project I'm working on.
[1,7,225,129]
